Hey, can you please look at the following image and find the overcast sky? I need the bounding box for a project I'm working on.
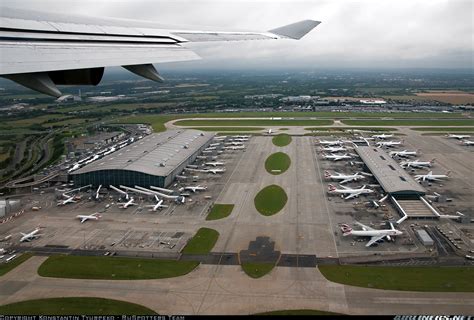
[4,0,474,70]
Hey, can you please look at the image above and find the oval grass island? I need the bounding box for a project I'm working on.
[254,184,288,216]
[272,133,292,147]
[181,227,219,255]
[38,255,199,280]
[265,152,291,175]
[241,262,275,278]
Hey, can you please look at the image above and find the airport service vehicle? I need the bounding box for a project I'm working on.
[20,227,42,242]
[414,171,451,182]
[446,134,471,140]
[0,7,320,97]
[341,222,403,247]
[376,140,403,148]
[389,150,418,158]
[328,184,375,200]
[76,212,101,223]
[324,171,372,184]
[371,133,394,139]
[322,153,354,161]
[400,159,435,169]
[118,198,137,209]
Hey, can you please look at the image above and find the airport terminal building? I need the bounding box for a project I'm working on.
[355,146,426,198]
[71,129,214,188]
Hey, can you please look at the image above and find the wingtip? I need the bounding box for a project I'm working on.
[269,19,321,40]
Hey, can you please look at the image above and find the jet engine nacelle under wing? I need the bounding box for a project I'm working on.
[49,67,104,85]
[0,7,320,97]
[6,67,104,97]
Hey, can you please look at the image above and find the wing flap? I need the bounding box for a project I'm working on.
[172,32,276,42]
[0,42,200,75]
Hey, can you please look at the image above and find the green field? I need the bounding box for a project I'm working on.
[0,297,157,315]
[318,265,474,292]
[38,255,199,280]
[342,119,474,126]
[113,111,469,132]
[206,204,234,221]
[411,127,474,132]
[254,185,288,216]
[6,114,69,126]
[175,119,333,127]
[189,127,263,131]
[305,127,395,132]
[256,309,341,315]
[272,133,292,147]
[265,152,291,175]
[181,227,219,255]
[0,253,32,276]
[241,262,275,278]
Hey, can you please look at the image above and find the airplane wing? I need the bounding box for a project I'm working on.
[340,178,353,184]
[344,193,358,200]
[338,185,351,190]
[0,7,320,96]
[80,217,87,223]
[366,234,386,247]
[355,221,375,231]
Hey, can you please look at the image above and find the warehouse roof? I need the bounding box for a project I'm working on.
[72,129,214,177]
[355,146,426,196]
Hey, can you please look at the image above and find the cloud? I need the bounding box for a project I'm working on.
[3,0,473,69]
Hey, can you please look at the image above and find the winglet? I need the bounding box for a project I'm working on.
[269,20,321,39]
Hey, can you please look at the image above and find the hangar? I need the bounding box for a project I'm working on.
[71,129,214,188]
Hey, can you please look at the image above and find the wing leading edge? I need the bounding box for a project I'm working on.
[0,7,320,96]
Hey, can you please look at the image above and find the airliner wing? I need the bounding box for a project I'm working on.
[355,221,374,231]
[340,178,353,184]
[0,7,320,96]
[344,193,358,200]
[366,234,385,247]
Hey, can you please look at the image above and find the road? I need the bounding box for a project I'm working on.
[1,256,473,315]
